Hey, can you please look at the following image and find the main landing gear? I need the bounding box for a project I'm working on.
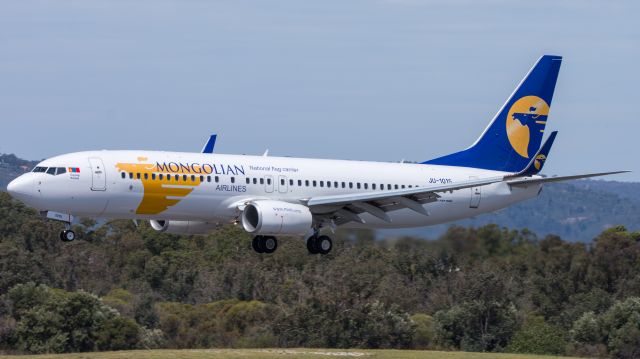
[307,234,332,255]
[251,234,333,255]
[252,235,278,254]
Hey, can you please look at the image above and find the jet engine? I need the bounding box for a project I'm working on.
[149,220,218,235]
[241,200,312,236]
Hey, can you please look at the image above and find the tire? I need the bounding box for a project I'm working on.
[263,236,278,253]
[252,236,264,253]
[317,235,332,255]
[60,230,76,242]
[306,236,318,254]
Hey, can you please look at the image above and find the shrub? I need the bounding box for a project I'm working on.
[506,316,566,355]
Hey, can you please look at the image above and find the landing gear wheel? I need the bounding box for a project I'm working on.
[307,236,319,254]
[252,236,264,253]
[60,230,76,242]
[316,235,332,255]
[252,236,278,253]
[262,236,278,254]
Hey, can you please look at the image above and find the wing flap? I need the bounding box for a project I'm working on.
[507,171,629,186]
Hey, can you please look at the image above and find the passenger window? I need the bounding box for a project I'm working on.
[152,174,156,180]
[401,185,406,189]
[305,180,309,187]
[341,182,345,188]
[313,180,317,187]
[253,178,258,184]
[289,179,294,186]
[46,167,56,175]
[394,184,399,189]
[207,176,211,182]
[129,173,133,179]
[349,182,353,189]
[246,178,251,184]
[260,178,264,185]
[334,181,338,188]
[121,172,126,179]
[174,174,179,181]
[364,183,368,190]
[372,183,376,190]
[357,183,361,189]
[267,178,271,185]
[159,174,164,180]
[320,181,324,187]
[281,179,285,185]
[215,176,219,183]
[189,175,194,181]
[408,185,412,188]
[298,180,302,186]
[327,181,331,188]
[199,175,203,182]
[387,184,391,190]
[56,167,66,175]
[137,173,141,179]
[143,173,148,180]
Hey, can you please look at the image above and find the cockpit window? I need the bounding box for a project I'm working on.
[56,167,66,175]
[33,167,47,173]
[46,167,56,175]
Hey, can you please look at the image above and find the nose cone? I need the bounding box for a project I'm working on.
[7,175,34,201]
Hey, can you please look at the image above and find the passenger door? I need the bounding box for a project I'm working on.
[89,158,107,191]
[469,176,481,208]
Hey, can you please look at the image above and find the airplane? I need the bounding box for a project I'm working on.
[6,55,627,255]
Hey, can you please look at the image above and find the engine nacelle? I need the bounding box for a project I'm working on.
[149,220,218,235]
[241,200,313,236]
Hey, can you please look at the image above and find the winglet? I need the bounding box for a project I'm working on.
[515,131,558,176]
[202,134,217,154]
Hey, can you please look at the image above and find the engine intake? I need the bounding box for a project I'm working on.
[242,200,312,236]
[149,220,218,235]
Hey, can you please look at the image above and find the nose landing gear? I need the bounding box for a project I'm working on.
[60,229,76,242]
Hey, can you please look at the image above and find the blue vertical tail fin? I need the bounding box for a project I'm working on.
[423,55,562,173]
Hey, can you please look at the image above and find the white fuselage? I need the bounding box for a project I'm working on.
[7,150,541,231]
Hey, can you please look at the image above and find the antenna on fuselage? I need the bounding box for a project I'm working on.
[263,149,269,157]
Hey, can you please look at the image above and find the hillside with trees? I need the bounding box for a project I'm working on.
[1,192,640,357]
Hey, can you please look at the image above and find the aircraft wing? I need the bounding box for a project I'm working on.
[506,171,629,186]
[304,176,505,225]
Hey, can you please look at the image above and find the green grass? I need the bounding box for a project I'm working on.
[0,349,580,359]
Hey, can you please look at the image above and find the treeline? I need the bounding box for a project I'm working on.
[1,191,639,357]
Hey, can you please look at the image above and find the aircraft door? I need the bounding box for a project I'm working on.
[278,175,288,193]
[469,176,481,208]
[89,158,107,191]
[264,175,274,193]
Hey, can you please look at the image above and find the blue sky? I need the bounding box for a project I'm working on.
[1,0,638,180]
